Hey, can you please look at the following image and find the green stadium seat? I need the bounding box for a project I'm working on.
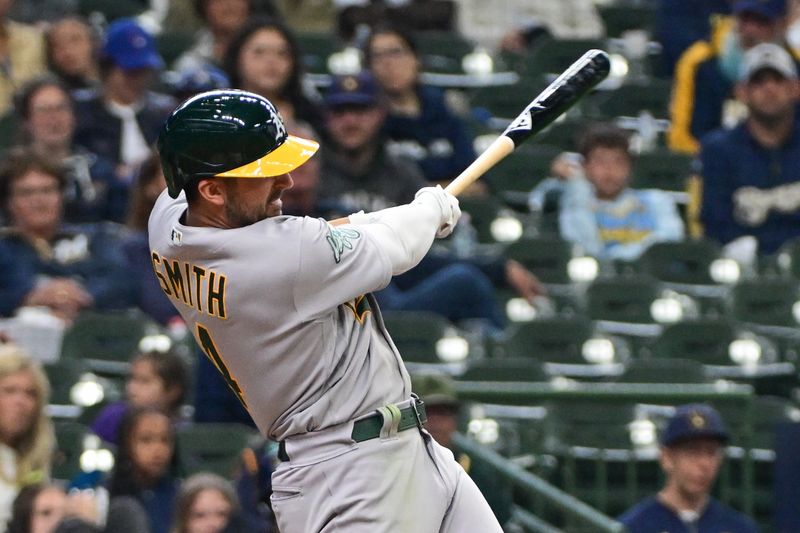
[484,144,561,195]
[649,319,736,365]
[296,32,340,75]
[176,423,260,477]
[586,274,661,325]
[636,239,723,286]
[523,38,607,78]
[617,358,708,384]
[52,422,93,481]
[382,311,461,363]
[78,0,143,21]
[60,310,156,375]
[535,118,585,152]
[730,279,800,328]
[458,196,520,245]
[630,150,694,192]
[591,79,672,119]
[503,235,574,284]
[459,358,548,382]
[496,316,592,362]
[157,32,196,68]
[597,3,656,37]
[45,359,91,406]
[416,31,475,74]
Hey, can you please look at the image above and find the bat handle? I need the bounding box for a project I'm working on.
[444,136,515,196]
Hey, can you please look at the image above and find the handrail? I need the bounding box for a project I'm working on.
[453,432,627,533]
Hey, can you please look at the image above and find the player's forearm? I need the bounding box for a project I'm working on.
[347,202,441,275]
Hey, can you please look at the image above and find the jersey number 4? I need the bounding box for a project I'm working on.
[196,323,249,409]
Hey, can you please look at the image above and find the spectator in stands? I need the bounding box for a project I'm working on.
[223,17,324,135]
[317,74,541,329]
[107,407,181,533]
[45,17,100,91]
[695,42,800,256]
[549,122,683,262]
[0,147,135,321]
[619,403,757,533]
[0,0,46,117]
[172,473,257,533]
[454,0,604,52]
[73,18,176,184]
[16,76,124,223]
[410,373,512,527]
[0,345,54,529]
[668,0,791,154]
[173,0,254,72]
[231,442,275,533]
[654,0,731,77]
[7,482,108,533]
[91,350,189,445]
[364,25,477,184]
[122,152,180,324]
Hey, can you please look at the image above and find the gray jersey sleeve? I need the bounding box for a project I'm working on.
[293,216,393,319]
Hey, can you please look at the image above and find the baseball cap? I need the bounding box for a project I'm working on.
[660,403,730,447]
[324,71,381,108]
[102,18,164,71]
[410,373,459,409]
[739,42,798,82]
[733,0,786,20]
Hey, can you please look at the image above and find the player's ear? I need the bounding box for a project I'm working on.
[196,178,226,206]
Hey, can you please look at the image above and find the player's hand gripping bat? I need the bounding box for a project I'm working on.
[444,49,611,196]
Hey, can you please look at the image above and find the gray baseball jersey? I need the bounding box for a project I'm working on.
[148,190,411,440]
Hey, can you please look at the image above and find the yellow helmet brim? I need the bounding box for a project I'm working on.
[214,135,319,178]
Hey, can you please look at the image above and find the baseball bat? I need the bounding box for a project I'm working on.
[444,49,611,196]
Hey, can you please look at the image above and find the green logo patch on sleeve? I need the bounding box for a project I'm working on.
[326,227,361,263]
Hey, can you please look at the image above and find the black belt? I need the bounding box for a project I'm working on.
[277,399,427,462]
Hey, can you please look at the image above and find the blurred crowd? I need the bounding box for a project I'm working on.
[0,0,799,531]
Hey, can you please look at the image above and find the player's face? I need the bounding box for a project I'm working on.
[222,173,294,227]
[583,147,631,200]
[7,170,63,236]
[129,412,174,483]
[368,33,419,96]
[743,69,799,122]
[27,85,75,148]
[661,438,723,501]
[30,486,68,533]
[238,28,293,97]
[0,369,38,447]
[186,488,233,533]
[326,104,386,152]
[127,359,169,409]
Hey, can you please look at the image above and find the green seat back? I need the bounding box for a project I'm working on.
[730,279,800,327]
[617,358,708,384]
[459,358,548,382]
[499,316,593,363]
[636,239,722,285]
[587,275,660,324]
[383,311,455,363]
[176,423,259,477]
[651,319,736,365]
[503,236,574,284]
[631,150,694,191]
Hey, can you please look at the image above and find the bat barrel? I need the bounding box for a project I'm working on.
[503,49,611,147]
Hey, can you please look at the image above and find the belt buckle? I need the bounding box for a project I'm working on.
[410,394,425,428]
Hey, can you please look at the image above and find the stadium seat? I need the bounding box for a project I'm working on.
[296,32,340,75]
[496,316,592,362]
[459,358,548,382]
[45,359,91,406]
[617,358,708,384]
[416,31,475,74]
[649,318,737,365]
[630,150,694,192]
[60,310,155,375]
[586,274,661,325]
[484,144,561,195]
[503,235,574,284]
[78,0,143,21]
[382,311,461,363]
[597,2,656,37]
[523,38,607,78]
[636,239,723,285]
[730,279,800,328]
[458,196,519,245]
[591,79,672,119]
[176,423,260,477]
[52,422,93,481]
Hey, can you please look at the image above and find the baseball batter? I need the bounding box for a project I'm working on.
[149,90,503,532]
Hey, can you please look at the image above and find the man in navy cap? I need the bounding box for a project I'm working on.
[73,18,176,183]
[619,404,757,533]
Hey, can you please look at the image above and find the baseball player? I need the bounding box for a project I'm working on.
[149,89,504,532]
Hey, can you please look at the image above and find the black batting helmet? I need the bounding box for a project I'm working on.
[157,89,319,198]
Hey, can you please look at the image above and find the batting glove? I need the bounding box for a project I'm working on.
[414,185,461,239]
